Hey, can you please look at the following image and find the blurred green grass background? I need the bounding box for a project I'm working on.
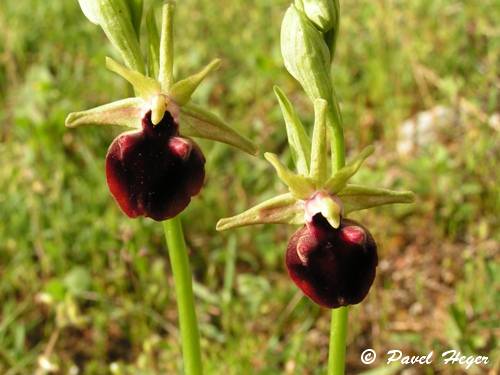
[0,0,498,374]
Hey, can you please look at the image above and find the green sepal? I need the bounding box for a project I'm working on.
[169,59,222,105]
[325,145,374,193]
[125,0,143,37]
[65,98,145,129]
[274,86,311,175]
[310,99,328,186]
[146,6,160,78]
[281,4,332,102]
[180,103,257,155]
[338,184,415,214]
[264,153,315,199]
[302,0,337,32]
[106,57,161,99]
[216,193,304,231]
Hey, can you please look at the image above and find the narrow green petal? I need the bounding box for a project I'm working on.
[106,57,161,99]
[264,153,315,199]
[274,86,310,175]
[180,103,257,155]
[169,59,222,105]
[325,145,374,193]
[310,99,328,185]
[338,184,415,214]
[216,193,304,231]
[65,98,145,129]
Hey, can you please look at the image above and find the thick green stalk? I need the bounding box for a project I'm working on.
[328,306,348,375]
[163,217,203,375]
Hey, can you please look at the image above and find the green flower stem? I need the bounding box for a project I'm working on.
[163,217,203,375]
[328,306,348,375]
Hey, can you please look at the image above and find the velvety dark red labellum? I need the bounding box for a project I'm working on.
[286,216,378,308]
[106,111,205,221]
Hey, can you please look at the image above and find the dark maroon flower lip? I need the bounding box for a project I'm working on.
[286,216,378,309]
[106,111,205,221]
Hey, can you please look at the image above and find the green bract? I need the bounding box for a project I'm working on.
[67,1,257,156]
[281,5,332,102]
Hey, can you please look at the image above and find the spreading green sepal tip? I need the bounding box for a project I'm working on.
[216,193,304,231]
[65,98,145,129]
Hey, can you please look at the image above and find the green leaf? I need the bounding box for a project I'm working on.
[216,193,304,231]
[106,57,161,99]
[65,98,144,129]
[273,86,310,175]
[310,99,328,185]
[169,59,222,105]
[302,0,337,32]
[264,153,316,199]
[125,0,143,37]
[338,184,415,214]
[325,145,374,193]
[96,0,145,72]
[180,103,257,155]
[146,6,160,78]
[281,5,332,102]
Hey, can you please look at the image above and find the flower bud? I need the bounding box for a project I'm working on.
[281,5,333,102]
[302,0,337,32]
[106,111,205,221]
[286,215,378,308]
